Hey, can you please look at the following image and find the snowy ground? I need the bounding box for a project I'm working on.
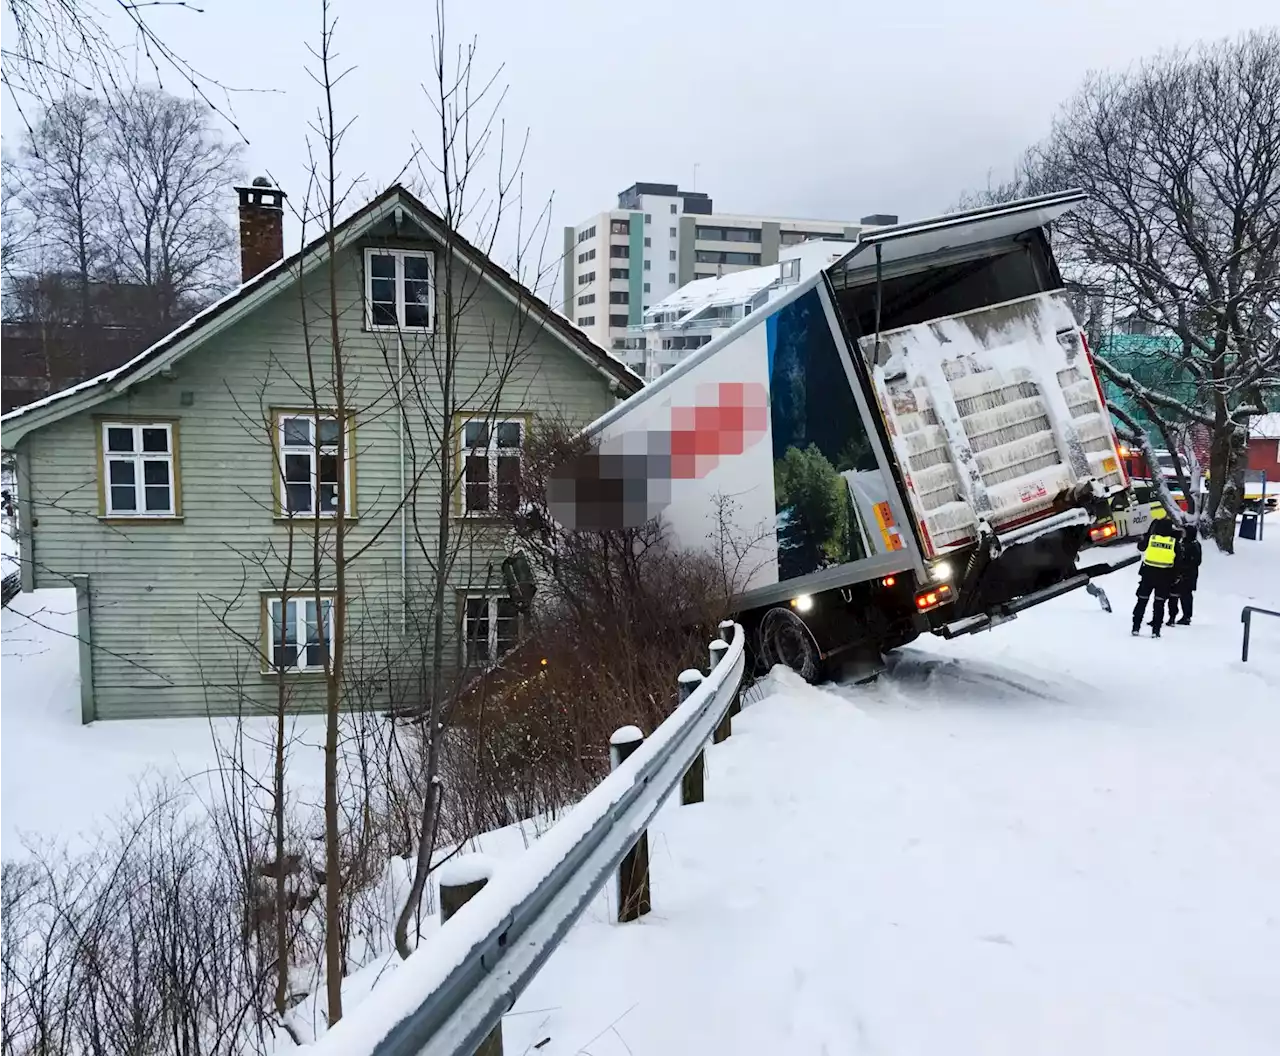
[4,535,1280,1052]
[493,535,1280,1055]
[1,588,329,853]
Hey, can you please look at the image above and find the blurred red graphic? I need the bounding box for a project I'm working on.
[669,381,768,479]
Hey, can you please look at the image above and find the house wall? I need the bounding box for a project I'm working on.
[21,226,618,720]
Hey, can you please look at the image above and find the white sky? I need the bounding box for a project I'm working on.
[2,0,1276,281]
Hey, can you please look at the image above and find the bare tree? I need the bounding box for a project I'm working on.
[2,0,253,141]
[13,92,106,325]
[102,87,244,329]
[1025,30,1280,550]
[388,0,565,960]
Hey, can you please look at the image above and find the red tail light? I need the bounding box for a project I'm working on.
[1089,522,1119,543]
[914,583,954,612]
[881,575,897,587]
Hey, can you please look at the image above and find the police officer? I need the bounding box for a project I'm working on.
[1167,522,1202,626]
[1132,505,1181,638]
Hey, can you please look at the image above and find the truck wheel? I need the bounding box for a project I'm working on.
[759,606,823,683]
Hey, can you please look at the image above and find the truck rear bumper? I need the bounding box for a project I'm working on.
[938,572,1090,638]
[938,548,1141,638]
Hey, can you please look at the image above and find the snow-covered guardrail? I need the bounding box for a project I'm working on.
[311,621,748,1056]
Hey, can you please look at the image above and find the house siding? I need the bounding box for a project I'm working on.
[22,227,617,720]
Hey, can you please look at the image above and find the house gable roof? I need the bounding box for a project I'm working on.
[1,185,641,445]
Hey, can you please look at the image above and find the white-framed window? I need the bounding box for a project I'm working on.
[101,421,178,517]
[462,595,519,666]
[276,412,353,517]
[460,417,523,515]
[669,203,678,214]
[669,226,676,237]
[265,595,334,672]
[364,248,434,331]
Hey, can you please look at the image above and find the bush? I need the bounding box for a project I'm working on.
[442,419,730,834]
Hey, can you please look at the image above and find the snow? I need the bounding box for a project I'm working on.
[436,854,497,889]
[1249,412,1280,440]
[608,724,644,746]
[488,533,1280,1055]
[5,534,1280,1053]
[1,587,330,853]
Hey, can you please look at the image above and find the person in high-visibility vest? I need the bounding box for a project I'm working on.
[1132,505,1182,638]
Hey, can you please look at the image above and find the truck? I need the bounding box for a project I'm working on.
[555,191,1137,681]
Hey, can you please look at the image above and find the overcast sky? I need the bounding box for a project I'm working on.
[3,0,1276,280]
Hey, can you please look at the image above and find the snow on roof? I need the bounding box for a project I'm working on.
[1250,413,1280,439]
[645,240,850,320]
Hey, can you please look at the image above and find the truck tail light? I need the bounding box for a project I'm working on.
[881,575,897,587]
[914,583,954,612]
[1089,522,1119,543]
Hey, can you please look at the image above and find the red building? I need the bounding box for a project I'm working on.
[1247,414,1280,479]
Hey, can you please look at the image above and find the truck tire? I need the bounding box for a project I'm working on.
[758,606,823,683]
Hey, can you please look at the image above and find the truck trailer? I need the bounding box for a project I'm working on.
[554,191,1136,681]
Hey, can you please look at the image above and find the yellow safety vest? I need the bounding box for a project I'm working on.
[1143,535,1177,568]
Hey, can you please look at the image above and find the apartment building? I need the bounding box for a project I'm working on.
[563,180,892,373]
[626,239,855,383]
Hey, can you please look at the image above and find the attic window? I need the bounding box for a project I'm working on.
[365,248,434,331]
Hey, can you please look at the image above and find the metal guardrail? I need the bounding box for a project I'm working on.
[313,622,748,1056]
[1240,606,1280,662]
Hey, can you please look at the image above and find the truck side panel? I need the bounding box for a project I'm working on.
[585,280,920,609]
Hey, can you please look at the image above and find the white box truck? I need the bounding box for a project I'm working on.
[553,191,1136,680]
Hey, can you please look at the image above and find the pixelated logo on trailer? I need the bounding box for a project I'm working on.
[548,382,769,531]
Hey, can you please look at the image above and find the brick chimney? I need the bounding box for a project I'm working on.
[235,177,287,282]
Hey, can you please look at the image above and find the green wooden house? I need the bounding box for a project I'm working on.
[1,182,640,721]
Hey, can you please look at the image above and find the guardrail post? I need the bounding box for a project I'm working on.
[438,857,502,1056]
[710,639,732,743]
[610,726,651,922]
[678,670,706,805]
[718,620,742,719]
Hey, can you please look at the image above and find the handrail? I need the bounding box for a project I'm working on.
[1241,605,1280,662]
[312,623,747,1056]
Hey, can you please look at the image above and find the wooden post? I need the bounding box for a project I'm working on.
[678,670,706,805]
[710,639,732,743]
[610,725,651,922]
[438,856,503,1056]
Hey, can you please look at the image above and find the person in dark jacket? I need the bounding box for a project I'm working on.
[1167,523,1202,626]
[1132,506,1181,638]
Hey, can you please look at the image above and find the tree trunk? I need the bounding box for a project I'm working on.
[1210,425,1248,553]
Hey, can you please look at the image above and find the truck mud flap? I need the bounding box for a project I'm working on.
[1076,551,1141,579]
[939,572,1090,638]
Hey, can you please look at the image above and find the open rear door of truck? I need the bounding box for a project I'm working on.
[829,190,1085,288]
[856,290,1128,558]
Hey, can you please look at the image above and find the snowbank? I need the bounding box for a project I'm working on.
[495,531,1280,1055]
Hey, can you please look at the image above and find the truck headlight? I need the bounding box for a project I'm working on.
[790,594,814,613]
